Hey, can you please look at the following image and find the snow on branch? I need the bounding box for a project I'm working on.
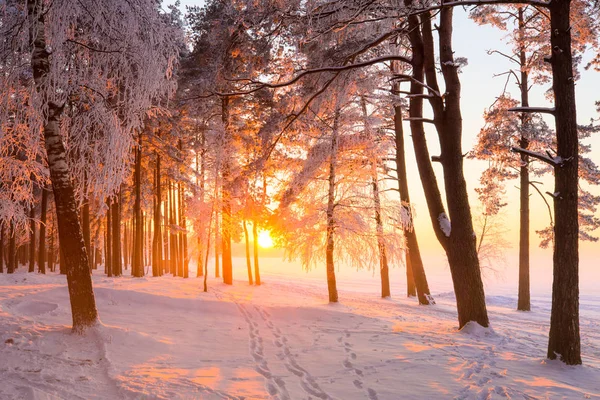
[210,55,413,98]
[511,147,568,168]
[405,0,550,17]
[508,106,556,115]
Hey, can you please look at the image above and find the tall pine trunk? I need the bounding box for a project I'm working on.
[517,7,531,312]
[0,222,4,273]
[221,97,233,285]
[325,110,340,303]
[362,97,390,298]
[132,133,144,277]
[29,205,36,272]
[433,8,488,328]
[7,222,15,273]
[243,220,253,285]
[106,198,113,277]
[112,193,122,277]
[28,0,98,331]
[547,0,580,365]
[82,174,91,272]
[153,152,162,277]
[252,221,260,285]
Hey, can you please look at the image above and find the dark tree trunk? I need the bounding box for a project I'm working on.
[169,180,179,276]
[82,175,91,272]
[0,222,4,273]
[243,220,253,285]
[434,7,488,328]
[132,133,144,277]
[7,222,15,273]
[28,0,98,331]
[325,111,339,303]
[38,187,48,274]
[29,205,36,272]
[112,194,122,277]
[221,97,233,285]
[393,98,431,304]
[252,220,260,285]
[214,197,220,278]
[106,198,113,277]
[407,8,488,327]
[517,8,531,312]
[362,97,390,298]
[153,152,162,277]
[547,0,581,365]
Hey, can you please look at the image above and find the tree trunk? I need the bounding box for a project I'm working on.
[393,97,431,304]
[29,205,36,272]
[517,7,531,312]
[82,174,92,272]
[153,152,162,277]
[7,222,15,273]
[221,97,233,285]
[243,220,253,285]
[325,111,340,303]
[252,220,260,285]
[0,222,4,273]
[38,187,48,274]
[132,133,144,277]
[362,97,390,298]
[106,198,113,277]
[28,0,98,331]
[436,7,489,328]
[112,194,122,277]
[412,8,488,328]
[547,0,580,365]
[215,198,220,278]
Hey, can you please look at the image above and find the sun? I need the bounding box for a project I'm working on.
[257,231,274,248]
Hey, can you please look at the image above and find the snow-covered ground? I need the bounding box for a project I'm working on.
[1,260,599,400]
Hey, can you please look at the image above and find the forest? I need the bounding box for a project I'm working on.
[1,0,600,398]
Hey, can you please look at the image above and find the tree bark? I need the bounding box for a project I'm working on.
[153,152,162,277]
[28,0,98,331]
[106,198,113,277]
[29,205,36,272]
[547,0,581,365]
[221,97,233,285]
[362,97,390,298]
[38,188,47,274]
[82,173,92,272]
[516,7,531,312]
[112,193,122,277]
[411,8,488,328]
[132,133,144,277]
[7,222,15,273]
[0,222,4,273]
[325,110,340,303]
[252,220,261,285]
[391,83,432,304]
[243,220,253,285]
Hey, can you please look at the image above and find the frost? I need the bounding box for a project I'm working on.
[438,213,451,237]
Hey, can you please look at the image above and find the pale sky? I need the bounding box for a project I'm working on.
[166,1,600,295]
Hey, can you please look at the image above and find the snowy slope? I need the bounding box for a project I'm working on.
[1,263,599,400]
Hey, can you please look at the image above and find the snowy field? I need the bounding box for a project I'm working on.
[1,260,599,400]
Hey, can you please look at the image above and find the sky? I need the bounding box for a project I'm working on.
[165,1,600,295]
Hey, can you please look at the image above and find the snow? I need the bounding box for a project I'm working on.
[1,263,600,399]
[438,213,452,237]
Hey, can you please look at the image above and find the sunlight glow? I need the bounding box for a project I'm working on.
[257,231,274,248]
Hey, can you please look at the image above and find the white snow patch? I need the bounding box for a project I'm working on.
[1,265,600,399]
[438,213,451,237]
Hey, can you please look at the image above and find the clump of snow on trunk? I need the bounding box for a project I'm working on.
[438,213,451,237]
